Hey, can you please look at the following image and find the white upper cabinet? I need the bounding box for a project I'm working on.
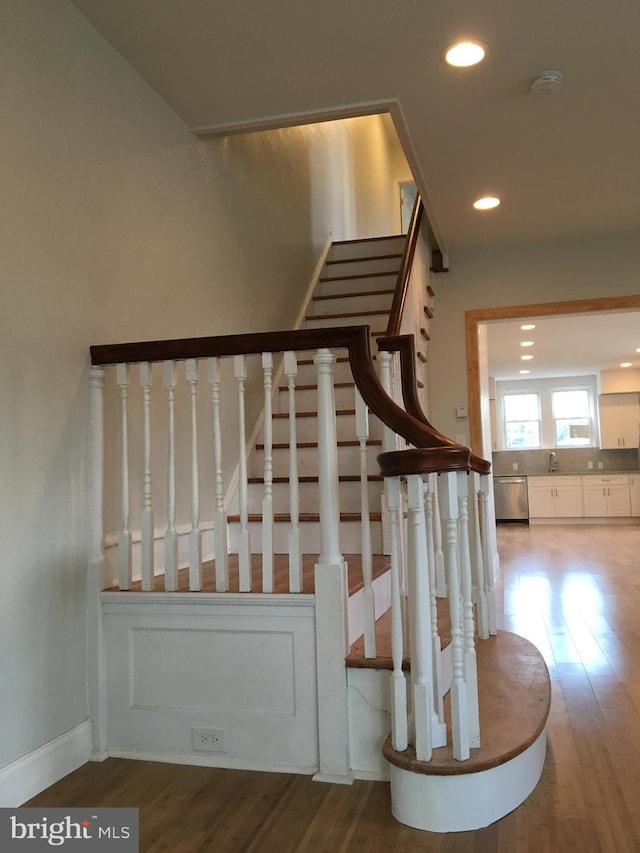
[598,393,640,449]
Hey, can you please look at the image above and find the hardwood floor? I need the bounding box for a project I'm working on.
[26,523,640,851]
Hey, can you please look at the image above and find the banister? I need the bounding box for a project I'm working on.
[91,325,472,467]
[385,195,423,337]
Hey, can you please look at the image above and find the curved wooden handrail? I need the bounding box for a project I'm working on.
[377,335,491,475]
[385,195,423,337]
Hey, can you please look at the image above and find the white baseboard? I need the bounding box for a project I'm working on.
[106,748,317,777]
[0,720,93,807]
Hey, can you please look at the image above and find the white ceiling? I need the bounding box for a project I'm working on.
[486,311,640,381]
[72,0,640,255]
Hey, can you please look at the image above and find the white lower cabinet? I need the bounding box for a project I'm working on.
[527,476,583,519]
[631,474,640,517]
[582,475,631,518]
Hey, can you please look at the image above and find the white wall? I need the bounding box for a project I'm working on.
[428,233,640,444]
[0,0,406,784]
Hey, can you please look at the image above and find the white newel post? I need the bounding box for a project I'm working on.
[312,348,352,783]
[261,352,274,593]
[284,351,302,593]
[186,359,203,590]
[457,471,480,748]
[88,366,108,759]
[356,389,375,658]
[139,362,154,591]
[163,361,179,591]
[208,357,228,592]
[440,472,470,761]
[116,363,132,591]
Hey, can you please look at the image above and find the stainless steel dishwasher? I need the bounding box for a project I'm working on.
[493,476,529,522]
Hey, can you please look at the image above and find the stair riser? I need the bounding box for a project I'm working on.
[318,273,398,298]
[235,480,384,515]
[228,519,384,554]
[329,236,406,261]
[311,291,394,316]
[274,384,358,413]
[271,413,383,443]
[250,443,382,478]
[325,256,401,278]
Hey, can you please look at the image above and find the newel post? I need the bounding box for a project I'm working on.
[87,365,108,760]
[312,348,352,783]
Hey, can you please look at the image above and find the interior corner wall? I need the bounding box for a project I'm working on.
[427,232,640,444]
[0,0,330,781]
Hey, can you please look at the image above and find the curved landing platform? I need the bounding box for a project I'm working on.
[384,630,551,832]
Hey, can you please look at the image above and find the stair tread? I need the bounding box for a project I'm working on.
[326,253,403,265]
[382,630,551,777]
[347,600,452,670]
[228,512,383,523]
[306,309,390,321]
[313,289,395,302]
[272,408,356,419]
[276,382,354,392]
[247,474,383,483]
[105,552,390,596]
[332,235,403,246]
[320,271,399,283]
[256,440,382,450]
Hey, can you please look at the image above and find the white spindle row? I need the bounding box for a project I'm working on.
[386,467,495,763]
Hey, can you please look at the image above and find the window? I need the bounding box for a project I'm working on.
[503,393,541,449]
[552,389,592,446]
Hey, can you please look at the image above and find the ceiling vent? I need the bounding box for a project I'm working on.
[530,71,563,95]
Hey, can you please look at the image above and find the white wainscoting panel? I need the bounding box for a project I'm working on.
[102,594,318,774]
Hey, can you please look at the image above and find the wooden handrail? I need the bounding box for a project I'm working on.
[385,195,423,337]
[91,325,472,472]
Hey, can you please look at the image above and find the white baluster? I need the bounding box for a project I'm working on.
[470,471,489,639]
[480,474,497,635]
[207,357,228,592]
[387,476,408,752]
[439,472,470,760]
[356,389,376,658]
[406,474,434,761]
[313,349,343,567]
[163,361,179,591]
[88,365,107,758]
[262,352,274,593]
[116,363,132,590]
[234,354,252,591]
[432,479,446,597]
[425,474,446,733]
[458,471,480,748]
[284,351,302,593]
[139,362,154,591]
[187,359,202,591]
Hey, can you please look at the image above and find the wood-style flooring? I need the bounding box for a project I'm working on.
[26,523,640,851]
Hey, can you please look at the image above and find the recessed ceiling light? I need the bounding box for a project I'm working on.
[521,355,534,361]
[621,362,632,368]
[636,348,640,353]
[473,196,500,210]
[445,41,486,67]
[520,341,534,347]
[521,324,536,331]
[520,369,531,374]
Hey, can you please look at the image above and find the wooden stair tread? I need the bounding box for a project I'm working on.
[326,253,403,265]
[272,408,356,419]
[105,553,390,596]
[331,235,403,246]
[313,289,395,301]
[276,382,354,392]
[247,474,383,483]
[382,630,551,776]
[319,271,398,283]
[256,440,382,450]
[306,309,390,321]
[347,599,452,670]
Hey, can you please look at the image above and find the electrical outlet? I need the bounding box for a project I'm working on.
[512,463,518,471]
[191,727,227,753]
[587,461,593,469]
[597,462,604,470]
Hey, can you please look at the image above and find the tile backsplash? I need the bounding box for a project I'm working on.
[491,447,640,476]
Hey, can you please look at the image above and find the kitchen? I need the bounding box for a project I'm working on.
[486,311,640,523]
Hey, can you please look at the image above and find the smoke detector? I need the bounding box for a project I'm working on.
[530,71,563,95]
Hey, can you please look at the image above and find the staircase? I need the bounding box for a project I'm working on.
[88,207,551,834]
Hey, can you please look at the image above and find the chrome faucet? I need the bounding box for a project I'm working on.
[549,451,558,473]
